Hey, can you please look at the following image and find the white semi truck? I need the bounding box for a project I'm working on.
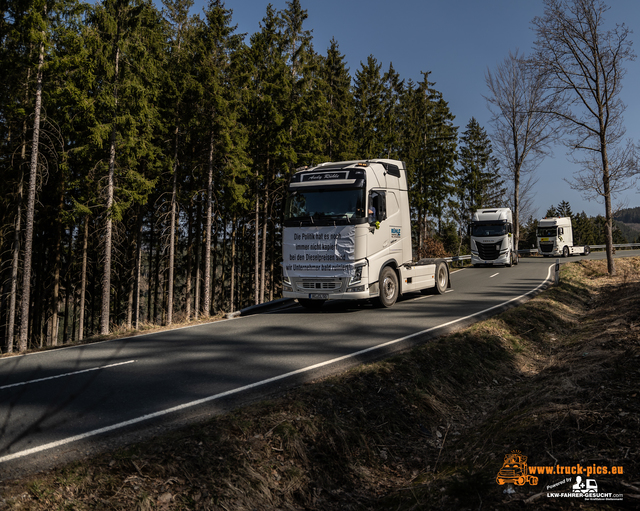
[469,208,518,267]
[536,216,590,257]
[282,159,450,309]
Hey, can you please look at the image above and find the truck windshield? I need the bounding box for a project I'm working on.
[471,223,507,237]
[537,227,557,237]
[284,189,366,225]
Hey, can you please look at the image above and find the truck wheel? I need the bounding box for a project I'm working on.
[376,267,398,308]
[513,251,519,265]
[434,260,449,294]
[563,246,569,258]
[584,245,590,255]
[298,299,325,310]
[506,252,513,267]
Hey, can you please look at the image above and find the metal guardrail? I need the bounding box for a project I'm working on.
[445,243,640,263]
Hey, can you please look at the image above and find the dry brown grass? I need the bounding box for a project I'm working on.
[1,258,639,510]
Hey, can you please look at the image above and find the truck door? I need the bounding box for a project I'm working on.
[367,190,390,277]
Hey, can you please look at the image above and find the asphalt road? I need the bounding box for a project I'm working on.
[1,249,638,479]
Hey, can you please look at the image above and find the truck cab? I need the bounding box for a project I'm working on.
[469,208,517,267]
[282,159,448,309]
[536,216,590,257]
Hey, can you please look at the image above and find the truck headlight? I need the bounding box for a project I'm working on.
[349,265,364,286]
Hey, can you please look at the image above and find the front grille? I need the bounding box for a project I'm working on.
[539,242,554,253]
[297,280,343,293]
[477,242,500,260]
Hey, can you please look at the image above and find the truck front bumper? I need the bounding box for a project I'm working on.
[283,275,375,301]
[471,251,511,266]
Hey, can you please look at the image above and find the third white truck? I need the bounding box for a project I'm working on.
[536,216,590,257]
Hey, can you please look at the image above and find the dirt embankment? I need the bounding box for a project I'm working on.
[1,257,639,510]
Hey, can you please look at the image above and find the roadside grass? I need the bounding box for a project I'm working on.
[1,257,639,510]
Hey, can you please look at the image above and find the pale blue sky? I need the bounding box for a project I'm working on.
[188,0,640,218]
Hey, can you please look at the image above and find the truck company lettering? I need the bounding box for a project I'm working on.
[302,172,345,181]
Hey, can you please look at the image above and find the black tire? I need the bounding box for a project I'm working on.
[298,299,325,310]
[584,245,590,255]
[563,246,569,258]
[434,260,449,294]
[375,266,399,308]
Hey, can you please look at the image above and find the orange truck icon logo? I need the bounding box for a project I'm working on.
[496,450,539,486]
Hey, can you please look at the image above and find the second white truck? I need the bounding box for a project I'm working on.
[469,208,518,267]
[536,216,590,257]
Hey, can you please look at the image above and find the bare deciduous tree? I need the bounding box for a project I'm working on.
[485,50,561,252]
[531,0,637,275]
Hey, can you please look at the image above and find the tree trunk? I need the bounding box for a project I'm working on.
[211,220,218,314]
[260,187,268,304]
[153,226,161,323]
[203,132,214,316]
[18,36,45,352]
[254,190,260,306]
[78,215,89,341]
[167,151,178,325]
[601,143,616,276]
[513,161,520,254]
[50,190,64,346]
[101,43,120,336]
[230,215,237,313]
[147,214,154,323]
[221,215,228,311]
[134,209,143,329]
[194,200,202,320]
[6,176,23,353]
[62,230,72,345]
[185,201,193,321]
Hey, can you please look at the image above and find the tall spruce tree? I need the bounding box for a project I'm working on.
[380,63,405,159]
[353,55,385,159]
[161,0,195,324]
[86,0,162,334]
[320,38,355,161]
[402,72,458,243]
[457,117,505,218]
[245,4,293,305]
[196,0,249,313]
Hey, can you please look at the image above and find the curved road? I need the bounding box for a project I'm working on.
[1,250,638,478]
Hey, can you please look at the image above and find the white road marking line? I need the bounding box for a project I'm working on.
[0,265,555,465]
[0,360,136,390]
[489,273,499,278]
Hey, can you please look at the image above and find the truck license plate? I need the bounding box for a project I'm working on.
[309,293,328,299]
